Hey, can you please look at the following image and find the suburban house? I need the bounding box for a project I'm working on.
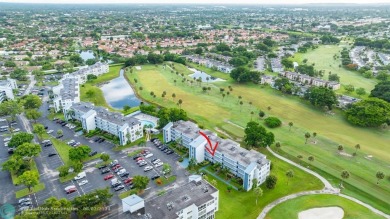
[124,175,219,219]
[163,121,271,191]
[280,71,340,90]
[63,102,143,145]
[0,78,17,103]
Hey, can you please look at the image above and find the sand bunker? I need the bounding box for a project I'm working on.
[298,207,344,219]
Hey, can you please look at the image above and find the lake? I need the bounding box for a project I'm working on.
[79,50,95,61]
[100,69,141,109]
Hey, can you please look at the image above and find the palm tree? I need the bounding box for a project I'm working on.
[226,91,230,98]
[297,155,303,164]
[150,91,154,97]
[258,111,265,120]
[174,79,177,86]
[237,95,242,103]
[340,170,350,188]
[66,109,75,120]
[254,187,263,205]
[249,101,252,109]
[177,99,183,109]
[172,93,176,101]
[222,93,226,101]
[250,111,254,120]
[354,144,360,156]
[206,77,209,83]
[338,145,344,154]
[304,132,311,144]
[312,132,317,138]
[267,106,272,111]
[308,156,314,162]
[376,171,385,185]
[275,142,281,149]
[239,101,243,112]
[288,122,293,131]
[286,170,294,185]
[139,86,143,92]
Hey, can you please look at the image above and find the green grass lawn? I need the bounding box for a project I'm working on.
[80,83,117,111]
[155,175,177,186]
[118,189,138,199]
[126,63,390,214]
[186,62,232,80]
[266,194,386,219]
[59,172,77,183]
[290,42,377,95]
[15,183,45,198]
[88,64,122,85]
[203,148,323,219]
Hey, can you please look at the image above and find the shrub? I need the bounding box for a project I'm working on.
[265,175,278,189]
[58,166,69,177]
[156,178,162,185]
[178,157,184,162]
[264,117,282,128]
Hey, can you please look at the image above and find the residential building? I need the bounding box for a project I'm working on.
[125,176,219,219]
[260,75,274,85]
[280,72,340,90]
[163,121,271,191]
[63,102,143,145]
[337,95,360,109]
[52,62,109,112]
[270,58,283,73]
[0,78,17,102]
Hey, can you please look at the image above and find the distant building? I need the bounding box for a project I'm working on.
[125,176,219,219]
[337,95,360,109]
[270,58,283,73]
[163,121,271,191]
[63,102,143,145]
[0,78,17,103]
[280,72,340,90]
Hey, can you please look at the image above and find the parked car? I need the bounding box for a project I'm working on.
[151,175,160,180]
[144,166,153,172]
[114,185,125,191]
[104,174,114,180]
[19,206,31,212]
[89,151,97,157]
[109,160,119,167]
[144,153,154,158]
[94,137,101,142]
[19,201,32,207]
[98,138,105,143]
[3,137,11,142]
[152,159,161,165]
[101,168,110,174]
[18,198,31,204]
[154,162,163,168]
[111,181,121,188]
[74,172,86,180]
[66,188,77,194]
[56,135,63,139]
[135,157,144,162]
[78,180,88,186]
[48,153,57,157]
[138,162,147,167]
[114,167,124,173]
[124,178,133,184]
[44,143,52,147]
[98,164,107,169]
[132,155,141,160]
[8,148,14,154]
[119,172,129,178]
[112,165,121,170]
[166,150,174,155]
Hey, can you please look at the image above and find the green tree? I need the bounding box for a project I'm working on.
[57,129,63,136]
[244,121,275,147]
[123,105,131,112]
[354,144,361,156]
[345,98,390,127]
[33,123,46,139]
[22,95,42,109]
[72,188,113,217]
[38,197,73,219]
[87,74,97,81]
[356,87,366,96]
[162,163,171,174]
[340,170,350,188]
[308,156,314,162]
[264,117,282,128]
[286,170,294,185]
[133,175,150,190]
[288,122,293,131]
[2,155,24,173]
[265,175,277,189]
[254,187,263,205]
[15,143,41,162]
[344,84,355,93]
[72,160,83,172]
[69,145,92,161]
[100,153,110,162]
[304,132,311,144]
[338,145,344,154]
[0,100,23,130]
[370,81,390,102]
[26,109,42,123]
[304,87,338,110]
[19,170,39,192]
[376,71,389,81]
[376,171,385,185]
[258,111,265,119]
[8,132,34,148]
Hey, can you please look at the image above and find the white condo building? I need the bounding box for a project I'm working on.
[125,175,219,219]
[64,102,143,145]
[0,78,17,103]
[52,62,109,112]
[163,121,271,191]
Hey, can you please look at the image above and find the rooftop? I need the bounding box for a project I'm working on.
[129,179,217,219]
[172,120,201,140]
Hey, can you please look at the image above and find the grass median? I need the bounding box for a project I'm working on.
[15,183,45,198]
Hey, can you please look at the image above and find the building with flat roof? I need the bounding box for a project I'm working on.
[126,176,219,219]
[64,102,143,145]
[163,121,271,191]
[0,78,17,103]
[52,62,109,112]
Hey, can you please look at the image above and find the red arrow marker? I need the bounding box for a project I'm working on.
[199,131,219,156]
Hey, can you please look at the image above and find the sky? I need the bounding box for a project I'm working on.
[1,0,390,4]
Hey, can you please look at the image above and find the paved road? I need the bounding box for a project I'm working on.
[257,147,390,219]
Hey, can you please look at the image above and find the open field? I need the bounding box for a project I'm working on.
[126,63,390,214]
[204,148,323,219]
[266,194,386,219]
[290,43,377,96]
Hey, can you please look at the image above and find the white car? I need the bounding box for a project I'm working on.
[47,130,54,134]
[13,128,20,132]
[3,137,11,142]
[144,153,154,158]
[4,142,9,147]
[67,140,75,145]
[78,180,88,186]
[154,162,163,168]
[0,118,6,122]
[144,166,153,172]
[152,159,161,165]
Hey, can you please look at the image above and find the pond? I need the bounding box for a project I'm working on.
[100,69,141,109]
[188,68,224,82]
[79,50,96,61]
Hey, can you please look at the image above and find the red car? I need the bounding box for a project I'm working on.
[135,157,144,162]
[124,178,133,184]
[112,165,121,170]
[66,188,77,194]
[104,174,114,180]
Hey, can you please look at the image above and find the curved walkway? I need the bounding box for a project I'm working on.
[257,147,390,219]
